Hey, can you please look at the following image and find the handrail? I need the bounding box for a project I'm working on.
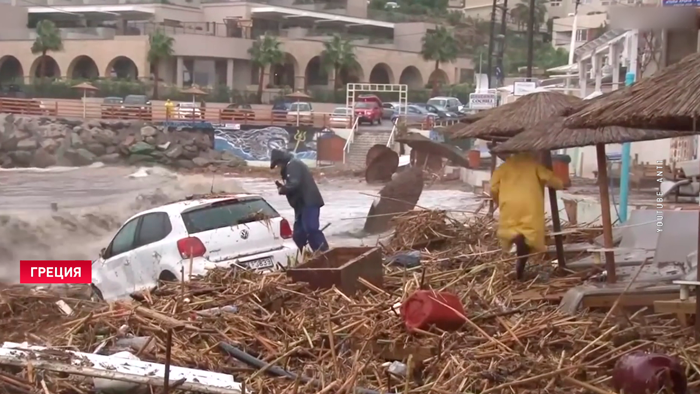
[387,122,398,148]
[342,116,360,164]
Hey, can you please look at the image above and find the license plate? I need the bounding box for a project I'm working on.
[246,257,274,270]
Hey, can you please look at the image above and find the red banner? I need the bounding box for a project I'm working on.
[19,260,92,284]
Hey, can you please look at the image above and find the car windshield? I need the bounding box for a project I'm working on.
[181,198,279,234]
[104,97,121,104]
[179,102,197,107]
[333,108,351,115]
[408,105,428,114]
[433,104,449,112]
[356,102,373,109]
[427,99,447,107]
[124,95,147,104]
[289,102,311,111]
[272,102,290,110]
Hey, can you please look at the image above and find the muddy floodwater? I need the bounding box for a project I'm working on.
[0,165,479,283]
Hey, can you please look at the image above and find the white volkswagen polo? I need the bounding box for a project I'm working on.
[91,194,298,301]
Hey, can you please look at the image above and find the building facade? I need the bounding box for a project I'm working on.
[0,0,473,96]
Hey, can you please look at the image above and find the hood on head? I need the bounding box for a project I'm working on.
[270,149,293,169]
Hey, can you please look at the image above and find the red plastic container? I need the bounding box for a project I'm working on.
[467,150,481,168]
[400,290,466,332]
[612,352,687,394]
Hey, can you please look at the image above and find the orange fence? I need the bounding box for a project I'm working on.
[0,98,462,130]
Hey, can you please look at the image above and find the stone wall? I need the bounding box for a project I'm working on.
[0,114,246,169]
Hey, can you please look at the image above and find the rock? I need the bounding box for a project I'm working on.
[157,141,171,150]
[64,148,96,166]
[98,153,121,164]
[183,144,198,152]
[176,159,195,169]
[92,128,117,145]
[86,142,106,156]
[31,148,56,168]
[16,139,37,150]
[192,157,212,167]
[194,134,212,150]
[123,135,136,146]
[70,133,83,148]
[144,136,156,145]
[105,146,117,154]
[40,138,59,153]
[128,154,155,165]
[140,126,157,137]
[164,145,183,159]
[86,119,102,129]
[1,155,12,168]
[224,156,246,167]
[129,142,155,155]
[181,148,200,160]
[39,124,65,138]
[8,151,32,166]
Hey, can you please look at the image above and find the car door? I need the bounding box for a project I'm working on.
[129,212,174,291]
[93,217,141,300]
[448,98,461,112]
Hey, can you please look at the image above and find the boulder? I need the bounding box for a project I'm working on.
[31,148,57,168]
[164,144,183,159]
[140,125,157,137]
[85,142,106,156]
[192,157,212,167]
[64,148,96,166]
[128,154,155,165]
[16,139,38,150]
[176,159,195,169]
[129,142,155,155]
[70,132,83,148]
[144,136,156,145]
[98,153,121,164]
[92,128,117,145]
[8,151,32,166]
[40,138,59,153]
[86,119,103,129]
[224,155,247,167]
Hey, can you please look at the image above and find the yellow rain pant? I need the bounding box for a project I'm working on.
[491,153,564,253]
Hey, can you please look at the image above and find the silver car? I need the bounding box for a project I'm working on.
[381,102,402,119]
[391,104,437,125]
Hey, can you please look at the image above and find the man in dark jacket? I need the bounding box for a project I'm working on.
[270,149,328,252]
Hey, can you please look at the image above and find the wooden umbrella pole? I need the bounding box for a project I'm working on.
[542,151,566,268]
[595,144,616,283]
[489,141,498,213]
[695,208,700,340]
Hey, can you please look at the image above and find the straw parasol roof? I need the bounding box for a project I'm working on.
[492,115,693,153]
[438,112,490,137]
[286,91,312,100]
[395,132,470,168]
[565,52,700,131]
[181,86,207,95]
[452,92,582,140]
[71,82,98,91]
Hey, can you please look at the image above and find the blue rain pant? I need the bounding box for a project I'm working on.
[292,206,329,252]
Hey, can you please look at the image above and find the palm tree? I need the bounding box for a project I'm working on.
[512,0,548,31]
[421,27,458,96]
[248,34,284,103]
[320,35,360,93]
[31,20,63,79]
[148,30,174,100]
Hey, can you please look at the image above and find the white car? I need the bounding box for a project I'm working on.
[175,102,202,119]
[329,107,351,128]
[287,102,313,124]
[91,194,298,301]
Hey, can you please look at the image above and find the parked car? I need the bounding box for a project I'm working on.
[412,103,458,119]
[272,100,291,123]
[0,84,27,98]
[381,102,401,119]
[91,194,297,301]
[357,94,383,108]
[427,96,464,113]
[391,104,437,125]
[287,102,314,125]
[354,101,382,125]
[220,103,255,122]
[329,107,352,128]
[101,96,123,119]
[175,102,202,120]
[121,95,152,120]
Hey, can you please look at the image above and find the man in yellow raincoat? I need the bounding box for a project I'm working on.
[489,151,565,280]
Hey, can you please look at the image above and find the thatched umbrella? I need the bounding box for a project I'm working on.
[365,145,399,183]
[71,82,98,118]
[181,85,207,102]
[437,111,490,138]
[363,167,424,234]
[395,132,470,168]
[565,52,700,131]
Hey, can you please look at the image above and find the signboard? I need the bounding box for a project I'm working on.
[662,0,697,5]
[513,81,537,96]
[610,6,696,29]
[469,93,497,110]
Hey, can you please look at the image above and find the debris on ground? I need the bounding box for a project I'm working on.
[0,209,697,394]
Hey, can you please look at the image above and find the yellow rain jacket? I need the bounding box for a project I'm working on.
[491,153,564,253]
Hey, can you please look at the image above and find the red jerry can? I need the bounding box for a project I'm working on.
[400,290,466,332]
[612,352,687,394]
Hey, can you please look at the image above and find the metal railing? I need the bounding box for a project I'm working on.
[342,116,360,164]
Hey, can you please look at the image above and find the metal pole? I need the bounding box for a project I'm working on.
[620,31,638,223]
[564,0,580,95]
[486,0,498,88]
[496,0,508,88]
[525,0,535,78]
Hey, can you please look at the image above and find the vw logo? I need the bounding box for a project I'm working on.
[240,229,249,239]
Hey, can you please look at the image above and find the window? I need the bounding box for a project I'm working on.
[135,212,172,248]
[407,106,419,114]
[449,99,461,107]
[382,103,393,109]
[550,1,560,5]
[575,29,586,41]
[107,218,140,258]
[182,198,279,234]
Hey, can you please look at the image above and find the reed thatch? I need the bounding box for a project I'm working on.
[565,52,700,131]
[365,145,399,183]
[452,92,582,140]
[438,111,490,137]
[363,167,424,234]
[492,115,693,153]
[396,132,470,168]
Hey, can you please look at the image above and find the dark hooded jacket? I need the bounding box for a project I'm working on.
[270,149,324,210]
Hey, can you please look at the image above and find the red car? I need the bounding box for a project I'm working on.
[354,102,382,125]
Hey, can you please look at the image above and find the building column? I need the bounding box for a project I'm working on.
[226,59,234,90]
[592,53,602,93]
[295,74,305,91]
[176,56,184,87]
[578,59,587,98]
[610,44,620,91]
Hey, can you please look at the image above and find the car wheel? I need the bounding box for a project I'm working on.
[159,270,178,282]
[91,284,104,302]
[378,118,382,125]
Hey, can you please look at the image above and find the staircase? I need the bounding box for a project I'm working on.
[345,131,394,169]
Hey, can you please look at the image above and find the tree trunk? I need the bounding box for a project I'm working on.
[257,65,265,104]
[431,60,440,98]
[40,51,47,79]
[153,60,160,100]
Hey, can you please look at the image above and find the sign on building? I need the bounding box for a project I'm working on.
[469,93,497,110]
[513,81,537,96]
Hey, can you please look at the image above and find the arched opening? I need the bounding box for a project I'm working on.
[271,53,298,89]
[68,55,100,79]
[30,56,61,79]
[339,65,363,85]
[398,66,423,89]
[0,56,24,83]
[368,63,393,84]
[304,56,328,88]
[428,68,449,86]
[106,56,139,79]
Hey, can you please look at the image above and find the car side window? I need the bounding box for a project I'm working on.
[408,107,418,114]
[107,218,140,259]
[135,212,172,248]
[382,103,392,109]
[449,99,460,107]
